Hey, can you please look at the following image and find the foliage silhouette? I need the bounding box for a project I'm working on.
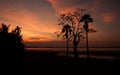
[56,8,97,61]
[56,8,86,59]
[80,14,94,60]
[62,24,72,56]
[80,14,97,60]
[0,23,24,61]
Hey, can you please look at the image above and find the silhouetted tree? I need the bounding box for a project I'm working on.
[80,14,93,59]
[0,23,24,61]
[56,8,86,59]
[0,23,10,33]
[61,24,72,56]
[80,14,97,60]
[80,14,97,59]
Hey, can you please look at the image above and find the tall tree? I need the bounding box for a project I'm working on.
[80,14,97,60]
[62,24,72,56]
[57,8,86,59]
[80,14,93,60]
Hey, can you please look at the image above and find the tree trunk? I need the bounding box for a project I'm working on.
[86,31,89,60]
[73,37,79,60]
[74,45,79,59]
[66,39,68,56]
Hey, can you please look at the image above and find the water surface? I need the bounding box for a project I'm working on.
[25,47,120,61]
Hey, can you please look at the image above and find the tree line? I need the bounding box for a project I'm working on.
[0,23,24,58]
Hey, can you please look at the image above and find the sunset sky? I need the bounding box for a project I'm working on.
[0,0,120,47]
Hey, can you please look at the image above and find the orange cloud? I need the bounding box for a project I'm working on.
[101,13,115,23]
[0,8,58,42]
[48,0,78,14]
[48,0,98,17]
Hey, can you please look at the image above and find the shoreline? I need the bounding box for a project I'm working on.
[22,50,120,64]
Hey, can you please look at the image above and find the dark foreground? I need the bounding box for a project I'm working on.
[0,50,120,74]
[23,50,120,64]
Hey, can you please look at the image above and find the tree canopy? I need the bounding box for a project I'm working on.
[0,23,24,57]
[56,8,96,59]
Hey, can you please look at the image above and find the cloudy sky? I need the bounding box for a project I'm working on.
[0,0,120,47]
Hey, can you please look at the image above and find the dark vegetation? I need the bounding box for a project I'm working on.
[0,23,24,64]
[56,8,97,60]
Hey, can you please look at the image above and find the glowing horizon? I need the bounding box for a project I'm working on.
[0,0,120,47]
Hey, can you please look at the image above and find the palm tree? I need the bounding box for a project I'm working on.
[80,14,93,60]
[62,24,72,56]
[0,23,24,58]
[1,23,10,33]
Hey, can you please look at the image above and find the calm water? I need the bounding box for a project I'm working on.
[26,47,120,52]
[25,47,120,61]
